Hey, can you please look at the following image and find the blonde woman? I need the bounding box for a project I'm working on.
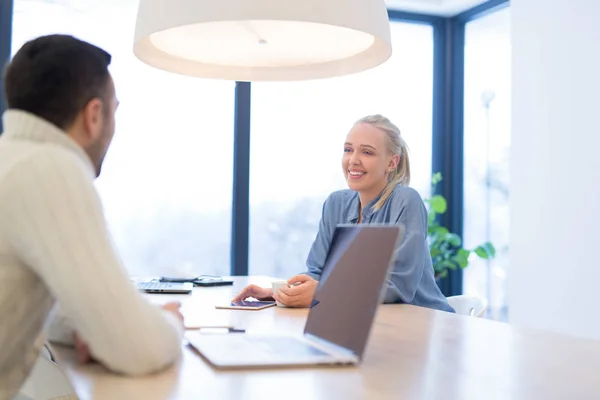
[234,115,454,313]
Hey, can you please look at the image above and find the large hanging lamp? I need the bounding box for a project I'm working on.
[133,0,392,81]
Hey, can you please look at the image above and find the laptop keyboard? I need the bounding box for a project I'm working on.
[242,336,330,357]
[137,282,173,290]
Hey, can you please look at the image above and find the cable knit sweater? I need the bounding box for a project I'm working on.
[0,110,183,400]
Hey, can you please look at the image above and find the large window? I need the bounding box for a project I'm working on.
[249,21,434,279]
[463,8,511,320]
[12,0,235,278]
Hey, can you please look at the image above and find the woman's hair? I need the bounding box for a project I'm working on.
[353,114,411,211]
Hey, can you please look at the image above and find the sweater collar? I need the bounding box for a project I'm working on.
[2,109,96,174]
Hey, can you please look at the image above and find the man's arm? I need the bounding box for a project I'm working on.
[0,149,183,375]
[46,305,75,346]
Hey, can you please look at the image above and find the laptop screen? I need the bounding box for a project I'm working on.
[303,224,403,359]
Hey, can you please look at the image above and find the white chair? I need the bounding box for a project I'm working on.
[17,343,79,400]
[447,295,488,318]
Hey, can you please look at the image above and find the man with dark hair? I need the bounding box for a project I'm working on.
[0,34,184,399]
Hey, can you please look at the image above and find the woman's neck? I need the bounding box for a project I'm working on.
[358,182,387,210]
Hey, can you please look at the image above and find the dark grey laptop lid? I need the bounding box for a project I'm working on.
[304,224,404,359]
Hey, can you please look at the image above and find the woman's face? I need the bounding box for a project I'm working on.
[342,123,398,194]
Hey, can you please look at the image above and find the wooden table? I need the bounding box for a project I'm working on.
[54,276,600,400]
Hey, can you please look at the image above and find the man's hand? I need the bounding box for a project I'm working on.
[161,301,184,325]
[273,275,318,308]
[74,332,92,364]
[232,284,274,302]
[73,301,185,364]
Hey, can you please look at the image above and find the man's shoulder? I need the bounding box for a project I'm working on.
[1,141,89,178]
[0,141,93,199]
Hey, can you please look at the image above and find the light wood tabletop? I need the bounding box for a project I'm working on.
[52,276,600,400]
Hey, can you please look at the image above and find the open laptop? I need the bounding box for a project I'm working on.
[186,224,404,369]
[136,281,193,294]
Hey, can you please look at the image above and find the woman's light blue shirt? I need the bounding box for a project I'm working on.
[304,184,455,313]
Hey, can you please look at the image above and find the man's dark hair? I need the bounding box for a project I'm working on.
[3,34,112,130]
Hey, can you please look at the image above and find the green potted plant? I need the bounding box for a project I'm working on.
[424,173,496,280]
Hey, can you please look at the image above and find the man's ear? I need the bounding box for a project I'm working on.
[82,98,104,141]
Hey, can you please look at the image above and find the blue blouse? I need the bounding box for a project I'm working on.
[304,184,455,313]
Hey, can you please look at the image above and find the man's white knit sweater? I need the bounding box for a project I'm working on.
[0,110,184,399]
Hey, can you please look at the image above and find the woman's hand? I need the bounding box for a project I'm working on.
[273,275,319,308]
[232,284,274,302]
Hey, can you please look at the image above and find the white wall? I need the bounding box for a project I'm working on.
[510,0,600,340]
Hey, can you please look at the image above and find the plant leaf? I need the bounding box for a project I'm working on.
[474,247,487,258]
[430,248,442,258]
[445,233,462,247]
[436,269,448,279]
[428,211,436,225]
[429,195,447,214]
[484,242,496,257]
[429,226,449,236]
[474,242,496,259]
[453,248,470,268]
[439,259,458,271]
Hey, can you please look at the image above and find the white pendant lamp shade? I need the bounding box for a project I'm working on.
[133,0,392,81]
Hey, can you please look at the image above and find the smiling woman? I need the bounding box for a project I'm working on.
[235,113,452,311]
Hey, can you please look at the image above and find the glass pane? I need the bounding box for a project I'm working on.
[463,7,511,321]
[12,0,234,278]
[249,21,434,279]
